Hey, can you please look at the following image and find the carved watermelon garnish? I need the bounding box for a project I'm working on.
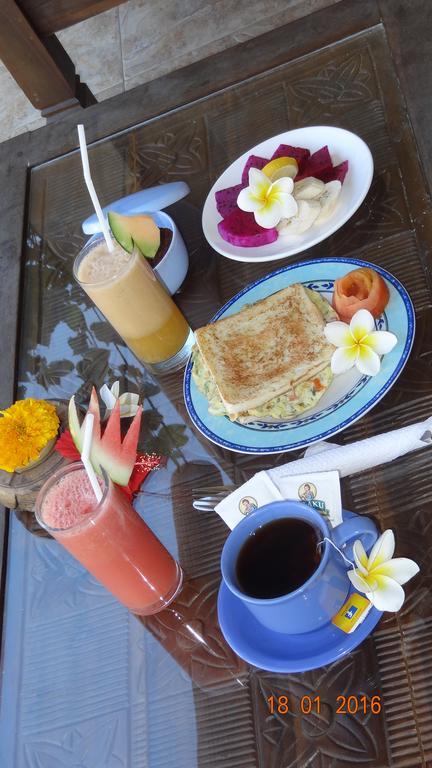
[68,387,142,486]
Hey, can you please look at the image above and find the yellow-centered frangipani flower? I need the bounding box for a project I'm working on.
[324,309,397,377]
[237,168,298,228]
[0,399,59,473]
[348,530,419,612]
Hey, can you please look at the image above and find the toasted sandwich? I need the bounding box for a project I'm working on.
[192,284,336,422]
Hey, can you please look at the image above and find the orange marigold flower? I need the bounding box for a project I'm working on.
[0,399,59,473]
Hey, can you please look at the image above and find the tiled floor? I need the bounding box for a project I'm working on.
[0,0,340,143]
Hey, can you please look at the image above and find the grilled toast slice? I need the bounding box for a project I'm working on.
[194,283,334,416]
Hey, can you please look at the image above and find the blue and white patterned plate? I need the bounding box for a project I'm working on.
[183,258,415,454]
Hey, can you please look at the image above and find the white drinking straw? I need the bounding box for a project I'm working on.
[81,413,103,503]
[77,124,114,252]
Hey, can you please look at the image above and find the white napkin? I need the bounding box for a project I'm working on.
[268,417,432,482]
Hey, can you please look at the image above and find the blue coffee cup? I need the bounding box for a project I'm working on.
[221,500,378,635]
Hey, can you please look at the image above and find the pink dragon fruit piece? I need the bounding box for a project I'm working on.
[319,160,349,184]
[215,183,243,218]
[241,155,268,185]
[218,209,278,247]
[296,145,333,181]
[270,144,310,174]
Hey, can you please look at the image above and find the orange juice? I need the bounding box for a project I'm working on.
[36,463,183,615]
[74,235,193,372]
[123,309,189,363]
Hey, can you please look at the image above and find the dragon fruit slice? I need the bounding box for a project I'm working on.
[296,145,333,181]
[319,160,349,184]
[218,209,278,247]
[270,144,310,174]
[215,183,243,218]
[68,388,143,486]
[241,155,268,185]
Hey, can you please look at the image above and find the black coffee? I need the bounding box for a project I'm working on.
[235,518,322,599]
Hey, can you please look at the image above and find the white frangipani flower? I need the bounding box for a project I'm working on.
[99,381,139,420]
[324,308,397,376]
[237,168,298,228]
[347,529,419,612]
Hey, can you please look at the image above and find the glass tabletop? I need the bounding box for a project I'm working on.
[1,24,432,768]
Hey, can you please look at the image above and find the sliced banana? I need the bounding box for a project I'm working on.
[277,199,321,236]
[294,177,325,200]
[315,180,342,224]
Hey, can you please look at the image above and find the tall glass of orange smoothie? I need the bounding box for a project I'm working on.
[74,234,194,374]
[35,462,183,615]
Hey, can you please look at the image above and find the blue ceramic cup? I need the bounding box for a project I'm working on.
[221,500,378,635]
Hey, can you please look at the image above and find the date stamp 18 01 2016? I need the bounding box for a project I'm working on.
[267,695,382,716]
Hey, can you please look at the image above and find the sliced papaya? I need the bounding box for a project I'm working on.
[108,211,160,259]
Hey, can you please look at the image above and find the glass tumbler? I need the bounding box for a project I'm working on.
[74,234,194,374]
[35,462,183,615]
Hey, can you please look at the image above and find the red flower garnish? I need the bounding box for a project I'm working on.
[118,453,164,500]
[55,429,80,460]
[55,430,164,499]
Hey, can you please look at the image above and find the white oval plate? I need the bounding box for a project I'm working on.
[184,258,415,455]
[202,126,373,263]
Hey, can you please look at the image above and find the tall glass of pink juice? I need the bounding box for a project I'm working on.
[35,462,183,615]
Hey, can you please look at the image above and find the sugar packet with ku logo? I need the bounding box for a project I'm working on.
[270,469,343,528]
[215,469,342,530]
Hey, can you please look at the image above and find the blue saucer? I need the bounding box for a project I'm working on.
[218,582,382,673]
[217,511,383,673]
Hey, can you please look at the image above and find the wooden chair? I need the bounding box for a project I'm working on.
[0,1,129,118]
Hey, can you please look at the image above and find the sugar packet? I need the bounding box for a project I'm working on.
[215,469,342,530]
[215,471,283,530]
[270,470,343,528]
